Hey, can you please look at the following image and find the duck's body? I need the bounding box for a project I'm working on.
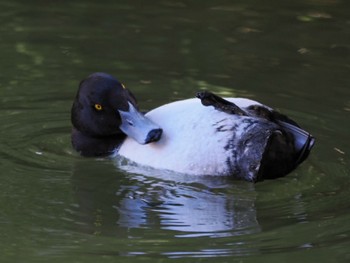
[71,73,315,182]
[119,98,260,177]
[118,97,312,181]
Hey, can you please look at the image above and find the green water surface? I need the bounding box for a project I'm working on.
[0,0,349,262]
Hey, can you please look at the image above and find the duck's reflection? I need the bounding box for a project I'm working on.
[71,160,261,238]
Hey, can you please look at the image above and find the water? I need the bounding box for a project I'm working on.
[0,0,349,262]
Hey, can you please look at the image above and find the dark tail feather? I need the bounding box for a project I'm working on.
[278,121,315,166]
[256,121,315,181]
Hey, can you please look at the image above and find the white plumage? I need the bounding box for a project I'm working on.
[118,98,261,176]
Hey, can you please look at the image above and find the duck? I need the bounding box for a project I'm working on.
[71,72,315,182]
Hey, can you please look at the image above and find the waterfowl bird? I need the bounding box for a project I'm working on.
[71,72,315,182]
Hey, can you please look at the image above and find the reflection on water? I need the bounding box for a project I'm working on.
[67,159,343,259]
[71,160,259,239]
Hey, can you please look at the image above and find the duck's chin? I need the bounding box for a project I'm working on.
[71,128,125,157]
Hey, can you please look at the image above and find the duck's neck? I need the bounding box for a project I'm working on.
[71,128,126,157]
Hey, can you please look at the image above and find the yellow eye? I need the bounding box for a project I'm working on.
[94,104,103,111]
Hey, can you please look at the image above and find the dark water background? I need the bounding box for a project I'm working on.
[0,0,349,262]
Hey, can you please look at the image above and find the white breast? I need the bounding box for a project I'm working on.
[118,98,260,176]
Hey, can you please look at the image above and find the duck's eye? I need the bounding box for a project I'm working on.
[94,104,103,111]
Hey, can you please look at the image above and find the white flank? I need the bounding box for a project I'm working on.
[118,98,260,176]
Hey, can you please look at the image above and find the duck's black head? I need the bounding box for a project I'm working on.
[71,72,162,157]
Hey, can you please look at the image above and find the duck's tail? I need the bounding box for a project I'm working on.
[278,121,315,166]
[257,121,315,181]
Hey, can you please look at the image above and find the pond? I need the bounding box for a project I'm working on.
[0,0,349,262]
